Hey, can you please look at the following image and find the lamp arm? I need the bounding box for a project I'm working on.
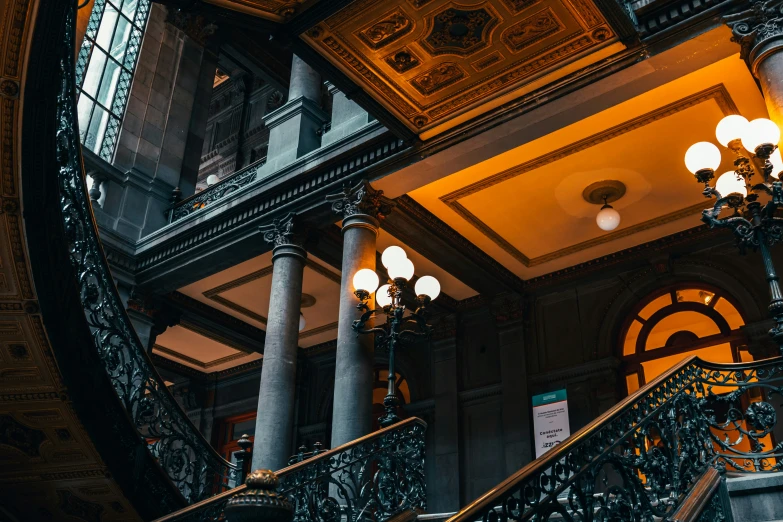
[702,204,756,251]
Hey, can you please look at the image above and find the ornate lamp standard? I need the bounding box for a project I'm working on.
[350,246,440,427]
[685,115,783,354]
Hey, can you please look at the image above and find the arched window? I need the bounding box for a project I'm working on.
[621,285,750,395]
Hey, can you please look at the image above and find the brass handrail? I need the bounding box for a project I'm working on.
[153,417,428,522]
[667,467,722,522]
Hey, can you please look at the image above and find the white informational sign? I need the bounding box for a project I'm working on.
[532,389,570,458]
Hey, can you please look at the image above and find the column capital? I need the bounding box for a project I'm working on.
[261,214,308,260]
[326,180,395,223]
[725,0,783,74]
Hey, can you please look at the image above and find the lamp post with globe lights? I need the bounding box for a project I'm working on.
[685,115,783,353]
[351,246,440,427]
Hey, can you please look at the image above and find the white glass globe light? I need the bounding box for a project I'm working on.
[684,142,722,174]
[388,258,414,281]
[715,115,749,147]
[206,174,220,186]
[352,268,379,294]
[376,284,392,307]
[596,206,620,231]
[771,149,783,179]
[741,118,781,152]
[299,313,306,332]
[715,171,747,197]
[381,246,407,269]
[414,275,441,300]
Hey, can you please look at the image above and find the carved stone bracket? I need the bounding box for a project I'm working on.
[325,180,395,221]
[724,0,783,72]
[431,313,458,342]
[260,214,306,248]
[491,292,524,326]
[166,8,218,46]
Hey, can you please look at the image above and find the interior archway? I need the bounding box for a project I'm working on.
[620,284,750,395]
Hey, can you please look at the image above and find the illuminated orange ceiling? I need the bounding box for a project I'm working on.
[301,0,624,137]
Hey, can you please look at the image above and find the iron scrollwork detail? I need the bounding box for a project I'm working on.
[56,1,240,504]
[170,164,263,223]
[447,357,783,522]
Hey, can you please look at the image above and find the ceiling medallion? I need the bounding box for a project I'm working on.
[385,47,422,72]
[358,9,413,50]
[421,7,499,56]
[583,180,626,232]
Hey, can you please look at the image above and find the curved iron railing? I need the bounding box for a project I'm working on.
[447,356,782,522]
[55,0,241,504]
[154,417,428,522]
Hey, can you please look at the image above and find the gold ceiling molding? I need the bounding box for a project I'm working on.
[439,84,738,268]
[179,319,257,353]
[153,344,248,370]
[202,259,340,329]
[303,0,618,134]
[299,321,339,339]
[202,0,314,21]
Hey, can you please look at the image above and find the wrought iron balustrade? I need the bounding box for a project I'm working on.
[154,417,428,522]
[447,356,783,522]
[169,161,265,223]
[55,0,242,504]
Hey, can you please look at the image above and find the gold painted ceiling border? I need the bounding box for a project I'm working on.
[179,319,257,354]
[439,84,738,267]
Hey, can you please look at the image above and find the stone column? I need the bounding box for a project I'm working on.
[492,294,532,474]
[325,181,394,447]
[251,215,307,471]
[429,315,461,512]
[726,1,783,128]
[258,55,327,176]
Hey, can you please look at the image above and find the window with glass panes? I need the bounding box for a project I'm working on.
[76,0,151,160]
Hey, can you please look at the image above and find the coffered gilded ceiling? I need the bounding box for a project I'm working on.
[302,0,623,136]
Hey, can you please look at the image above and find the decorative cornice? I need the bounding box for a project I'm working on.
[724,0,783,73]
[166,8,217,46]
[326,179,395,221]
[153,343,250,370]
[458,383,503,404]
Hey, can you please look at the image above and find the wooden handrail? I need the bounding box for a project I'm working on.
[153,417,427,522]
[667,467,722,522]
[445,355,702,522]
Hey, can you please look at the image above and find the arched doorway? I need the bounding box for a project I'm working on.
[620,284,750,395]
[371,368,410,430]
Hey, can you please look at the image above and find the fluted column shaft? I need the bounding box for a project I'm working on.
[252,218,306,472]
[326,181,393,447]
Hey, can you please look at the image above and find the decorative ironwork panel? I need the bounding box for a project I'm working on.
[56,1,240,504]
[170,164,263,222]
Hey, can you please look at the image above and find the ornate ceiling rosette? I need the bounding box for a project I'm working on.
[302,0,623,137]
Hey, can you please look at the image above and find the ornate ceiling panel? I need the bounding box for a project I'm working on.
[203,0,319,22]
[302,0,620,136]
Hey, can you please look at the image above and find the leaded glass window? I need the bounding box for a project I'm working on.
[76,0,151,160]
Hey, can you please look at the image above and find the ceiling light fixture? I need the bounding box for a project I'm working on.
[583,180,626,232]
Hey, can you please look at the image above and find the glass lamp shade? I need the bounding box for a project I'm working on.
[715,115,749,147]
[388,258,414,281]
[376,284,392,307]
[715,171,747,197]
[596,205,620,231]
[299,313,306,332]
[741,118,781,152]
[771,149,783,179]
[352,268,379,294]
[206,174,220,186]
[684,142,721,174]
[381,246,407,269]
[414,275,441,300]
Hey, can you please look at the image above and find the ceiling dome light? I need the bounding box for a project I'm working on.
[741,118,781,153]
[715,115,749,147]
[376,284,392,308]
[299,313,306,332]
[414,275,441,300]
[771,149,783,179]
[381,246,407,269]
[715,171,747,198]
[596,204,620,231]
[388,258,414,281]
[685,142,722,174]
[352,268,379,294]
